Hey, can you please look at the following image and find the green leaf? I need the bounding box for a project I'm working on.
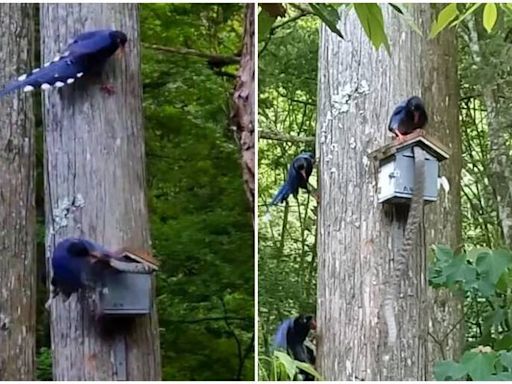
[498,350,512,370]
[273,351,297,380]
[429,3,459,39]
[476,249,512,285]
[433,360,468,380]
[295,361,323,380]
[434,244,454,261]
[392,4,423,36]
[449,3,482,28]
[258,9,277,42]
[309,3,344,39]
[483,3,498,33]
[388,3,404,15]
[461,350,497,380]
[442,253,477,288]
[492,372,512,380]
[468,247,491,263]
[353,3,390,53]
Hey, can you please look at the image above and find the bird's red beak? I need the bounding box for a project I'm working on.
[310,319,317,330]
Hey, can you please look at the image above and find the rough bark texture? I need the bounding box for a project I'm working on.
[41,4,161,380]
[316,4,462,380]
[423,5,464,373]
[232,3,255,217]
[0,4,36,380]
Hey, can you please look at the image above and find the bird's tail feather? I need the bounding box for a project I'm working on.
[270,183,291,206]
[0,56,84,98]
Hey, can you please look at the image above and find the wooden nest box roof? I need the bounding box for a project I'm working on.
[370,130,451,163]
[117,247,160,271]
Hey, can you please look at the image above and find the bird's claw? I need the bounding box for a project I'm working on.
[100,84,116,95]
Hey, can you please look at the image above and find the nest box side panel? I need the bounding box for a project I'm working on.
[99,271,152,315]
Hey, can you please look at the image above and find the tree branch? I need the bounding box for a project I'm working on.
[259,129,315,144]
[142,43,240,67]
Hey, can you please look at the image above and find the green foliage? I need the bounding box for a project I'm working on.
[258,8,318,379]
[353,3,390,52]
[258,9,278,42]
[141,4,253,380]
[308,4,344,39]
[36,347,52,381]
[429,3,512,38]
[483,3,498,33]
[259,351,322,381]
[429,3,460,38]
[430,245,512,378]
[434,348,512,380]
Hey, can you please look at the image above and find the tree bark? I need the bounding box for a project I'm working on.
[0,4,36,380]
[41,4,161,380]
[315,4,462,380]
[423,4,464,373]
[232,3,255,218]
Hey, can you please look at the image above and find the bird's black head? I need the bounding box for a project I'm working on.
[294,314,317,333]
[110,30,128,48]
[67,241,90,258]
[406,96,425,112]
[302,152,315,162]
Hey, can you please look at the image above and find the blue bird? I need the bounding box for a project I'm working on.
[50,238,114,300]
[388,96,428,141]
[50,237,152,301]
[269,152,315,206]
[0,29,127,98]
[273,314,317,380]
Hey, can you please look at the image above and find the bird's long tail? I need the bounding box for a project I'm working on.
[0,54,84,98]
[382,145,425,348]
[269,183,292,206]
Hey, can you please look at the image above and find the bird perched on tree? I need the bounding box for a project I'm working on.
[49,237,151,303]
[388,96,428,141]
[269,152,316,206]
[273,314,317,380]
[0,29,127,98]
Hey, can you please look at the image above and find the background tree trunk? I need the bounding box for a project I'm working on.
[423,4,464,373]
[232,3,255,218]
[315,4,462,380]
[0,3,36,380]
[41,4,161,380]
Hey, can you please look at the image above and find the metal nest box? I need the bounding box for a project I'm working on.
[370,130,451,205]
[96,248,159,316]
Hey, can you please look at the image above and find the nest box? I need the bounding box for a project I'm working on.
[96,248,159,316]
[370,130,450,205]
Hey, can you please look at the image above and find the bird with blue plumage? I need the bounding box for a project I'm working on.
[269,151,316,207]
[0,29,127,98]
[388,96,428,141]
[273,314,317,380]
[48,237,154,306]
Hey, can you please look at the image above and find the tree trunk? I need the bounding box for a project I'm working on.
[41,4,161,380]
[315,4,462,380]
[232,3,255,219]
[423,5,464,373]
[0,4,36,380]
